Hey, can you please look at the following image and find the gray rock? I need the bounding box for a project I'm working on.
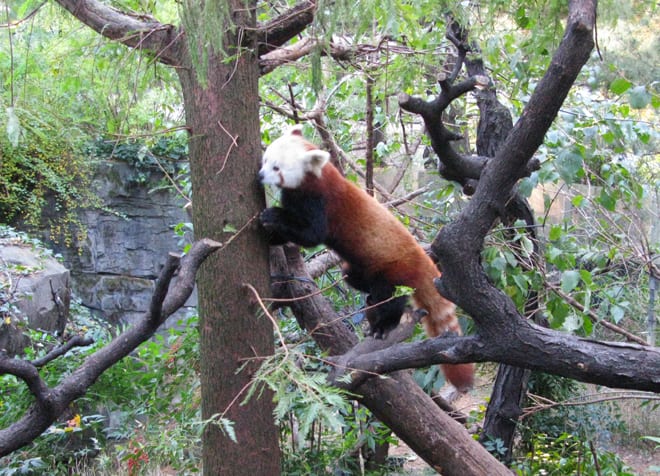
[0,244,70,355]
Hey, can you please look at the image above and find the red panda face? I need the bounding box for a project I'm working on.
[259,126,330,189]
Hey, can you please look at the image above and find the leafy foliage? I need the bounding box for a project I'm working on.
[88,133,189,188]
[514,432,636,476]
[1,2,184,245]
[0,312,202,475]
[0,105,97,246]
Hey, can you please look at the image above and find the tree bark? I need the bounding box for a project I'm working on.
[175,3,280,474]
[459,25,536,462]
[50,0,284,473]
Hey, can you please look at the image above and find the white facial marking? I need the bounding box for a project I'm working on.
[259,128,330,189]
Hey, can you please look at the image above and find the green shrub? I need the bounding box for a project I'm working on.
[0,310,202,475]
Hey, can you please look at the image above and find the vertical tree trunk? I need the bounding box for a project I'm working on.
[176,3,280,474]
[365,76,375,196]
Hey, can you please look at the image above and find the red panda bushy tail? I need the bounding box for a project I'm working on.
[413,280,475,392]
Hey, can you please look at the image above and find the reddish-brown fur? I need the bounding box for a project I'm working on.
[296,149,474,391]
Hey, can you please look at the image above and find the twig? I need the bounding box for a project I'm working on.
[31,335,94,368]
[521,390,660,419]
[545,281,647,346]
[216,120,239,175]
[243,283,288,355]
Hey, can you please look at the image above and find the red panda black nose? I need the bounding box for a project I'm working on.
[257,170,265,183]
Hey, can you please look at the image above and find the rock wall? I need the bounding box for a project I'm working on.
[50,160,195,326]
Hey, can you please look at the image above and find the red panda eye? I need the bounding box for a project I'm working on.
[273,166,280,172]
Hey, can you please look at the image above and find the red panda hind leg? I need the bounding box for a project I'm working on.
[343,263,408,339]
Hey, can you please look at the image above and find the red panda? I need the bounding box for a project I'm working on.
[258,126,474,392]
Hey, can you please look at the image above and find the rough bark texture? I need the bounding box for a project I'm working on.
[459,27,536,462]
[174,4,281,474]
[49,0,288,473]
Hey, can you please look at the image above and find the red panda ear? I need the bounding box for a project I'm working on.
[303,149,330,176]
[287,124,304,137]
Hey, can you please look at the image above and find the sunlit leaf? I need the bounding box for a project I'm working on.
[628,85,651,109]
[609,78,632,95]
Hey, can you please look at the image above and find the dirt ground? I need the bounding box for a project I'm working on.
[387,376,659,475]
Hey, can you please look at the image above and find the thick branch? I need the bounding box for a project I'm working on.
[260,36,356,75]
[327,307,425,388]
[398,88,491,192]
[256,1,316,56]
[428,1,597,313]
[53,0,182,66]
[0,239,221,456]
[330,323,660,393]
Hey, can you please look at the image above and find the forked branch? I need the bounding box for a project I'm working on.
[0,239,221,456]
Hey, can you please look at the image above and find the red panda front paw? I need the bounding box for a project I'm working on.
[259,208,279,227]
[259,208,287,245]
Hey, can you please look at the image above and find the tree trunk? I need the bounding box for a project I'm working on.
[176,3,280,474]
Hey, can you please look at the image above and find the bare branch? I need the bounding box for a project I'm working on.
[0,353,50,405]
[260,36,415,75]
[31,336,94,368]
[53,0,182,66]
[328,324,660,392]
[522,390,660,419]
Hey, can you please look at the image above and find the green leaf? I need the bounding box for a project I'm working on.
[628,85,651,109]
[547,298,569,329]
[571,194,584,207]
[609,78,632,95]
[597,189,617,211]
[512,273,529,293]
[610,304,625,323]
[555,150,583,184]
[548,225,563,242]
[581,313,593,335]
[579,269,593,286]
[560,270,580,293]
[515,6,531,28]
[651,95,660,109]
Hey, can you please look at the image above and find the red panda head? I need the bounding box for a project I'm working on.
[259,125,330,189]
